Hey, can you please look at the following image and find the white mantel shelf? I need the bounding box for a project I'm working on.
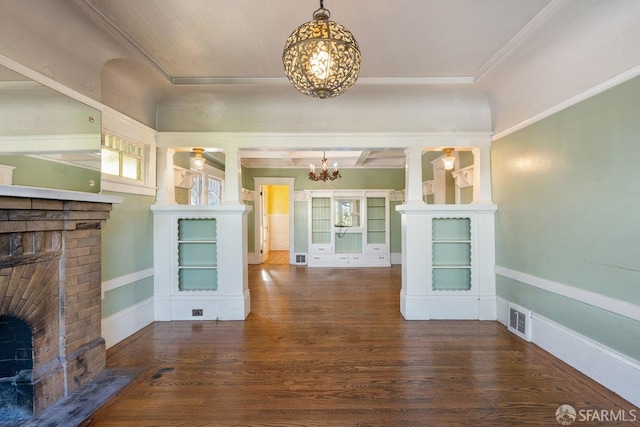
[0,184,123,204]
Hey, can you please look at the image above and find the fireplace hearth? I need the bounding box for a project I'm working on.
[0,186,121,421]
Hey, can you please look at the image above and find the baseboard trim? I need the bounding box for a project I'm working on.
[101,296,154,349]
[391,252,402,265]
[496,296,640,408]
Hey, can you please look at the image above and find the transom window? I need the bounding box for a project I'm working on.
[101,133,145,181]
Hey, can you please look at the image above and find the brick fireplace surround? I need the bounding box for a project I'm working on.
[0,186,120,419]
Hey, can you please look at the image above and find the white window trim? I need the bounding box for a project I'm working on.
[101,109,157,196]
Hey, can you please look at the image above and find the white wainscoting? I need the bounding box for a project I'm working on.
[101,296,154,349]
[496,294,640,409]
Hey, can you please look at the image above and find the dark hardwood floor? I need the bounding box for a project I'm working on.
[87,265,636,426]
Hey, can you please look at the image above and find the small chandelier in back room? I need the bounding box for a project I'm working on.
[309,152,341,181]
[283,0,361,99]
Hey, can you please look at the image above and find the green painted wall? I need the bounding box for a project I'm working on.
[293,201,308,253]
[244,167,405,255]
[102,276,154,318]
[101,191,155,316]
[243,167,404,191]
[389,200,402,253]
[492,75,640,360]
[0,155,101,193]
[246,200,255,253]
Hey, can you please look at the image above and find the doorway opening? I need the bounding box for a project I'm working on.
[253,178,295,265]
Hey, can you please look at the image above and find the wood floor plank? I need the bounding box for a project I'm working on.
[86,265,638,426]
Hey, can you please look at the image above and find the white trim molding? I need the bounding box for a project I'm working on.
[101,296,154,349]
[495,266,640,322]
[493,63,640,141]
[496,296,640,408]
[101,267,155,299]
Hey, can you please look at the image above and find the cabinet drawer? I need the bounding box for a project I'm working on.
[309,244,332,254]
[334,255,350,265]
[361,254,389,266]
[348,254,363,266]
[364,244,387,254]
[308,254,333,266]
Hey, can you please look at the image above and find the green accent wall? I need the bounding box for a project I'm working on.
[102,276,154,318]
[243,167,404,191]
[0,155,101,193]
[246,200,255,253]
[389,201,402,253]
[293,201,308,253]
[492,75,640,359]
[101,191,155,316]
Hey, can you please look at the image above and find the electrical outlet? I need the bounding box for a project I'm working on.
[192,309,203,316]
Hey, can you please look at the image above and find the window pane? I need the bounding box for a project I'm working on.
[122,155,140,180]
[101,149,120,176]
[207,177,221,205]
[191,175,201,205]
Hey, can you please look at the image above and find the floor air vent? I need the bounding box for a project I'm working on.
[294,253,307,265]
[508,303,532,342]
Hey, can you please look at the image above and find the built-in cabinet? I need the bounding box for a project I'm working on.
[397,204,496,320]
[307,190,390,267]
[151,204,251,321]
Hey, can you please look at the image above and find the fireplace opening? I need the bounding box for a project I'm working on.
[0,316,34,420]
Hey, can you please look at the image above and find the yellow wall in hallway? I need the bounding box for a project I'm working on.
[266,185,289,215]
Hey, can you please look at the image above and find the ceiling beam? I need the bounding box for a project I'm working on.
[356,150,372,166]
[279,151,295,166]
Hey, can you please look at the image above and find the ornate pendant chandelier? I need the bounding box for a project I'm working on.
[309,152,341,181]
[283,0,361,99]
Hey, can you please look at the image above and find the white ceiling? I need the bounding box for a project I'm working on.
[84,0,552,168]
[2,0,640,169]
[85,0,552,82]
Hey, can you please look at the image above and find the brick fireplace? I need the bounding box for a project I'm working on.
[0,187,119,419]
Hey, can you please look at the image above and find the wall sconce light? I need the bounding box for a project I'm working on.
[191,148,205,171]
[442,148,456,171]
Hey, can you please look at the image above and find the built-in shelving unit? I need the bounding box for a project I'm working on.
[307,190,390,267]
[366,197,387,245]
[177,218,218,291]
[432,218,471,291]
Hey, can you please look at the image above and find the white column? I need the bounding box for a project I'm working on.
[155,147,176,205]
[404,147,425,204]
[472,146,493,204]
[223,148,242,204]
